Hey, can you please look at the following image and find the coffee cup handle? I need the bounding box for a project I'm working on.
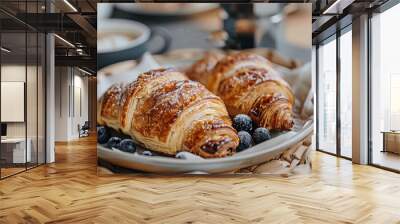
[149,27,171,55]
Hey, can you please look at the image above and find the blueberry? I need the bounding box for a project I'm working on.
[233,114,253,133]
[142,150,153,156]
[97,126,109,144]
[118,139,136,153]
[237,131,253,152]
[108,127,131,140]
[252,127,271,144]
[107,137,121,149]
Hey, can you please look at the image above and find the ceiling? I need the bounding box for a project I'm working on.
[311,0,390,43]
[0,0,394,71]
[0,0,145,72]
[0,0,103,72]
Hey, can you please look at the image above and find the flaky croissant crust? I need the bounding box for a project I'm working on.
[185,51,225,87]
[99,68,239,158]
[207,53,273,93]
[187,52,295,131]
[119,68,187,135]
[98,83,124,131]
[133,80,221,142]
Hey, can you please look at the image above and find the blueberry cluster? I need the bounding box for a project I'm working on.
[232,114,272,152]
[97,126,148,155]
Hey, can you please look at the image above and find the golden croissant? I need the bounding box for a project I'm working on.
[98,68,239,158]
[187,52,295,130]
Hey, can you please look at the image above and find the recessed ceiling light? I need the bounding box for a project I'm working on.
[78,67,93,76]
[323,0,354,15]
[63,0,78,12]
[1,47,11,53]
[54,34,75,48]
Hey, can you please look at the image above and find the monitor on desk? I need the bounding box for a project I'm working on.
[1,123,7,138]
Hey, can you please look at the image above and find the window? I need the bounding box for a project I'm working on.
[339,29,352,158]
[370,2,400,171]
[316,25,353,159]
[317,36,337,154]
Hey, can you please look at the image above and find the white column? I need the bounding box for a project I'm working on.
[312,45,317,150]
[352,14,369,164]
[46,32,55,163]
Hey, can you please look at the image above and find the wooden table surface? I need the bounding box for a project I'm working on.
[1,135,400,223]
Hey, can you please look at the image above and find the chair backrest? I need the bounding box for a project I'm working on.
[82,121,90,129]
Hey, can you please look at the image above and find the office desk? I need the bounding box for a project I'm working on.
[382,131,400,154]
[1,138,31,163]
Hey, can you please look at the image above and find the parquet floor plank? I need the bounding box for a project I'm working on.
[0,135,400,223]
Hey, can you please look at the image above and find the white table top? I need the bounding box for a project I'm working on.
[1,137,29,143]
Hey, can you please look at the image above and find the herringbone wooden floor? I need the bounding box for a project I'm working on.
[1,135,400,224]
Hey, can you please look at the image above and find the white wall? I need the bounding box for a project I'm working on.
[1,65,40,138]
[72,73,89,138]
[54,66,69,141]
[1,65,26,138]
[54,67,89,141]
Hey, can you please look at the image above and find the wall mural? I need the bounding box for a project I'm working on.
[96,3,313,175]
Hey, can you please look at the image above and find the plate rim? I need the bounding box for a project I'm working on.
[97,120,312,170]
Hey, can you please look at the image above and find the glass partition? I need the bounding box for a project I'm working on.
[0,1,46,179]
[38,32,45,165]
[0,30,28,177]
[27,30,38,169]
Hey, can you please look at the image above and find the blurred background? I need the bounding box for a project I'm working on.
[98,3,311,64]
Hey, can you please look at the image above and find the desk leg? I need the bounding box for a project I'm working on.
[382,134,386,153]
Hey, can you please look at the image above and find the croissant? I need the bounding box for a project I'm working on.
[187,52,295,130]
[98,68,239,158]
[97,83,124,131]
[186,51,225,86]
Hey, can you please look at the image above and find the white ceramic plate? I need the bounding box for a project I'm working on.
[97,49,313,174]
[98,120,312,174]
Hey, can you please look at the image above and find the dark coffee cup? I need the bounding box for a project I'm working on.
[97,19,171,69]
